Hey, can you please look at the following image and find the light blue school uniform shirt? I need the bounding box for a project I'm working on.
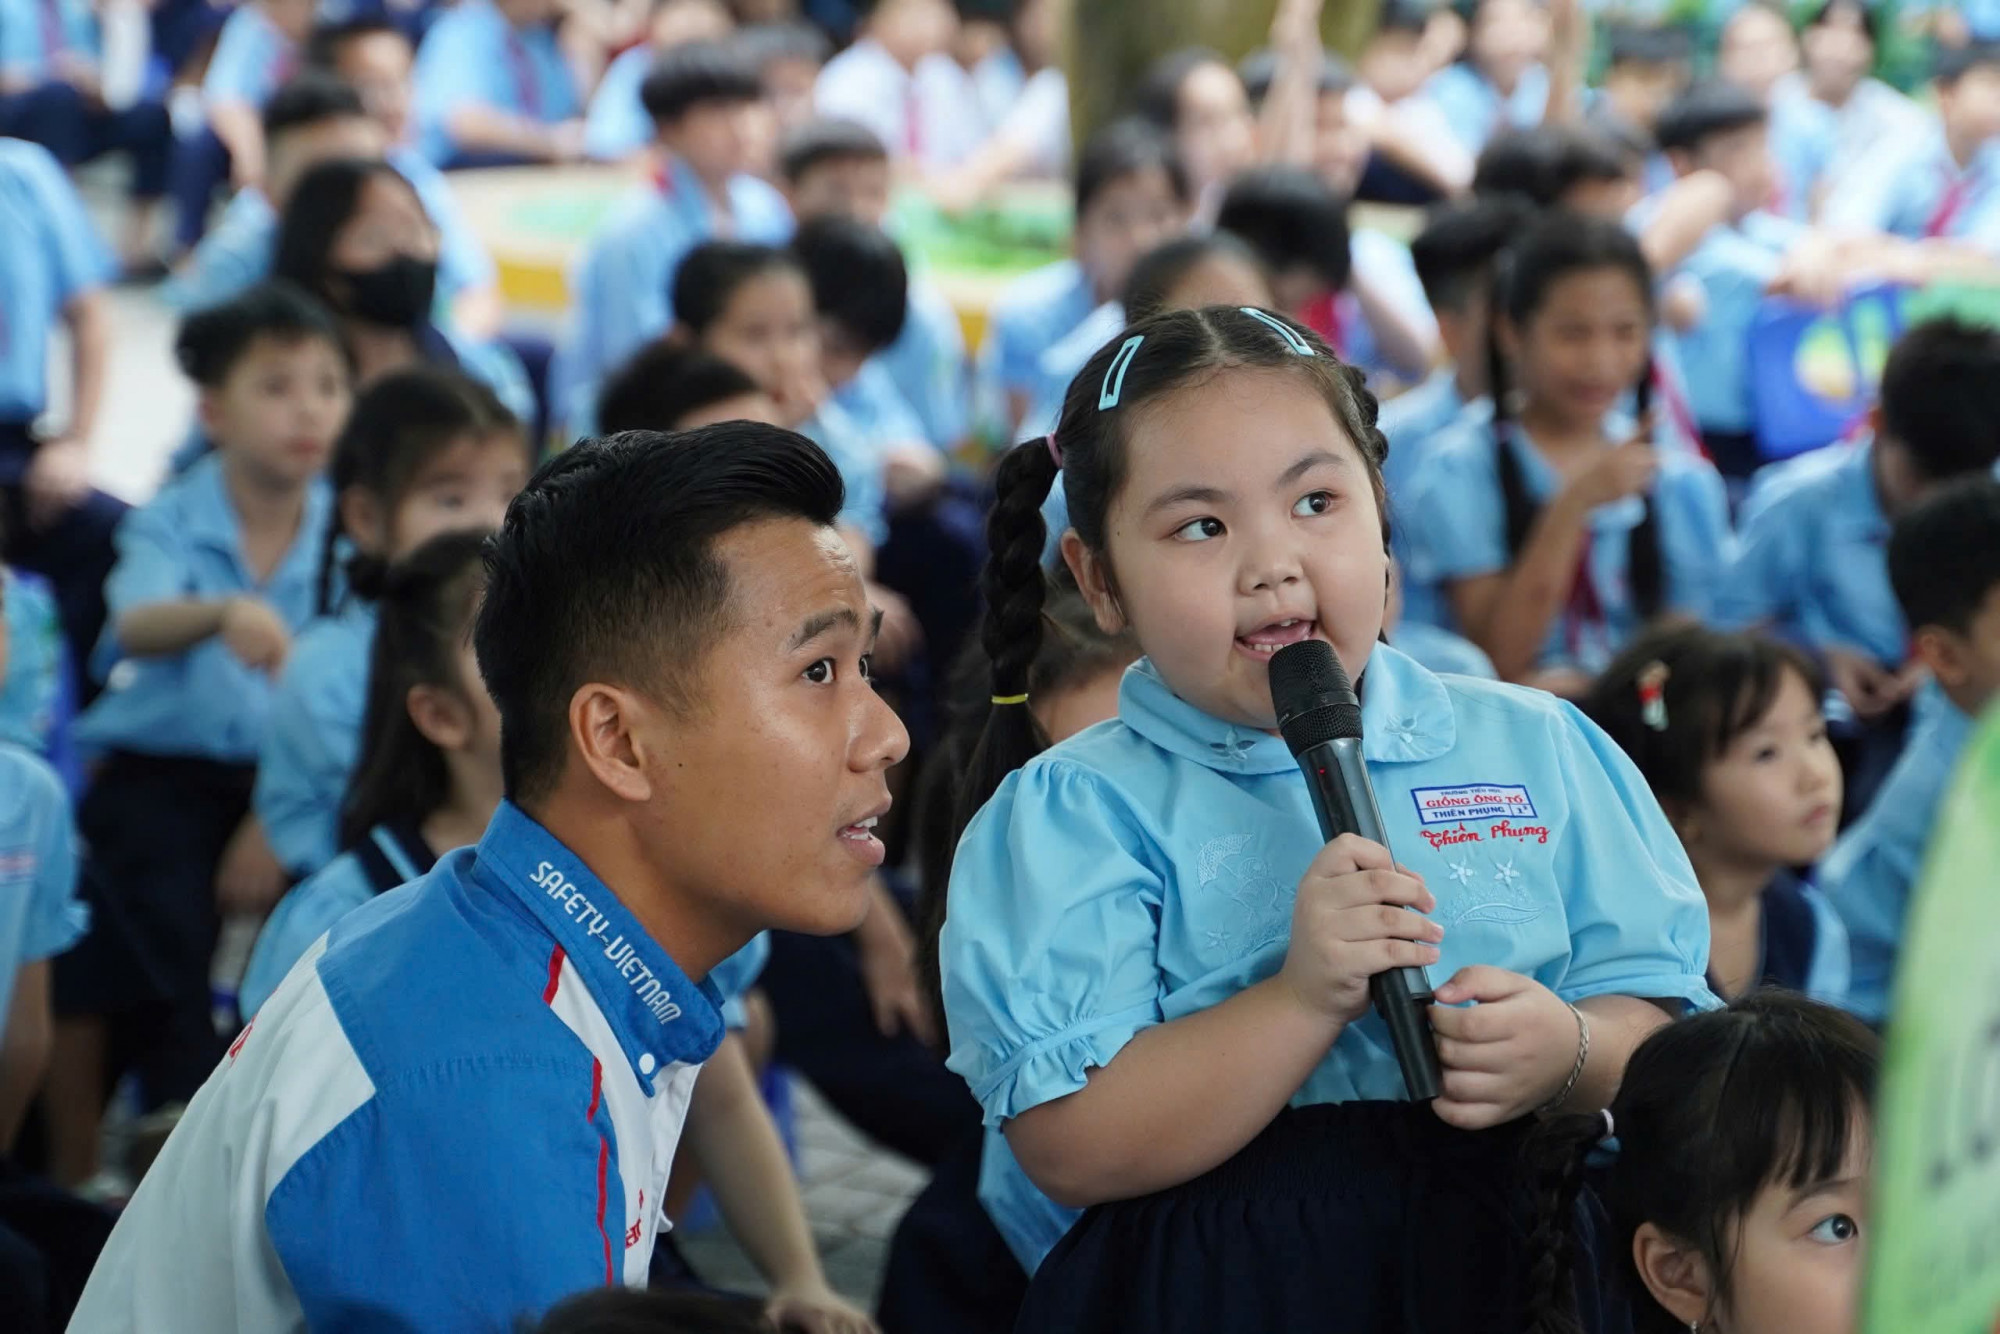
[414,0,579,164]
[201,3,295,110]
[253,598,376,877]
[1419,61,1549,155]
[1820,686,1974,1023]
[0,138,114,437]
[1822,128,2000,252]
[553,156,794,438]
[977,259,1097,428]
[0,569,62,755]
[1716,437,1905,668]
[0,743,86,1034]
[1391,620,1498,679]
[583,44,654,161]
[830,359,930,453]
[1345,228,1441,385]
[1380,368,1468,509]
[0,0,97,80]
[1665,209,1803,435]
[1399,413,1734,677]
[161,149,496,315]
[942,645,1715,1270]
[75,453,334,762]
[801,398,889,547]
[879,277,969,449]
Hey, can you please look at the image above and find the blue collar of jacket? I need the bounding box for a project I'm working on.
[1116,642,1457,776]
[474,801,724,1090]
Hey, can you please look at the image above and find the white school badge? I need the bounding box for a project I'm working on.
[1410,783,1538,827]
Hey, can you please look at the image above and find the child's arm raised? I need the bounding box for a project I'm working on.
[1002,834,1439,1208]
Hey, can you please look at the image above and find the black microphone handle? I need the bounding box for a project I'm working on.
[1297,737,1444,1102]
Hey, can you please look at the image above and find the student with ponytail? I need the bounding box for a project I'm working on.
[938,304,1715,1330]
[253,367,529,877]
[1526,992,1877,1334]
[1400,209,1732,696]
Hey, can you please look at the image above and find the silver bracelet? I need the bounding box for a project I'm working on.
[1537,1002,1590,1116]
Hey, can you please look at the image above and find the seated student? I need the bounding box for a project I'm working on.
[1823,478,2000,1024]
[1528,993,1877,1334]
[1717,0,1828,222]
[412,0,585,168]
[0,139,122,710]
[0,0,172,271]
[779,117,968,449]
[1588,22,1693,197]
[275,156,535,423]
[1778,0,1927,209]
[813,0,979,173]
[1419,0,1549,156]
[555,38,791,437]
[1718,319,2000,732]
[739,20,832,139]
[1348,1,1479,201]
[254,370,527,879]
[1585,626,1850,1006]
[1400,211,1732,696]
[307,20,507,340]
[0,564,74,786]
[45,284,350,1190]
[979,118,1189,437]
[67,425,910,1329]
[925,0,1068,210]
[1215,164,1438,388]
[1130,47,1257,221]
[1822,42,2000,255]
[172,0,317,251]
[582,0,735,162]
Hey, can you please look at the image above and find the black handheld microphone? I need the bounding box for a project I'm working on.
[1268,639,1442,1102]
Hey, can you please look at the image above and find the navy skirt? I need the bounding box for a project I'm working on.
[1017,1101,1628,1334]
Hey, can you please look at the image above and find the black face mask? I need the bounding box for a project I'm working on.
[336,255,438,328]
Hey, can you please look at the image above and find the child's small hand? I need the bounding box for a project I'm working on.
[220,597,291,675]
[1824,646,1906,721]
[1429,967,1580,1129]
[1279,834,1441,1029]
[1564,435,1658,512]
[766,1280,880,1334]
[215,814,288,915]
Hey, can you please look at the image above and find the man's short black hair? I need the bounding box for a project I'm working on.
[597,343,766,435]
[1237,48,1354,106]
[304,16,407,70]
[778,117,888,184]
[1410,193,1538,312]
[1879,318,2000,482]
[735,19,832,72]
[1936,40,2000,86]
[476,426,846,802]
[1654,80,1768,154]
[641,39,765,126]
[1888,476,2000,635]
[1604,22,1694,69]
[262,71,367,140]
[1473,124,1629,206]
[1075,116,1190,219]
[671,241,804,336]
[1215,165,1352,290]
[793,216,909,355]
[174,281,343,388]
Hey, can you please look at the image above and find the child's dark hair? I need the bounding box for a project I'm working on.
[262,70,367,140]
[340,529,491,852]
[793,215,909,356]
[952,306,1389,847]
[317,367,519,612]
[1237,48,1354,107]
[1374,0,1431,38]
[1487,210,1665,618]
[174,281,343,390]
[640,38,764,126]
[1121,232,1268,324]
[477,426,844,802]
[1887,475,2000,636]
[670,241,805,338]
[304,16,407,71]
[778,116,887,184]
[1653,80,1767,156]
[1581,624,1826,812]
[1804,0,1878,46]
[1526,992,1878,1334]
[525,1285,768,1334]
[913,585,1139,1034]
[598,343,765,435]
[1935,39,2000,85]
[1473,124,1629,207]
[1604,21,1693,70]
[1410,193,1538,315]
[1076,116,1190,220]
[1132,47,1228,133]
[1215,166,1352,293]
[1877,317,2000,482]
[735,19,832,76]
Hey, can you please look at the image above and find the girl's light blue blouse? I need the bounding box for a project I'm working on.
[941,644,1714,1268]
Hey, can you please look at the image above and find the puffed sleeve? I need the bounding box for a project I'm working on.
[940,760,1166,1124]
[1548,701,1717,1010]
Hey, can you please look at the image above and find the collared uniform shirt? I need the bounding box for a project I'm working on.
[1661,209,1803,435]
[201,3,295,110]
[1821,125,2000,252]
[583,44,655,161]
[413,0,579,163]
[813,38,984,171]
[975,258,1097,433]
[0,138,114,437]
[1418,61,1549,155]
[0,742,86,1034]
[252,597,377,877]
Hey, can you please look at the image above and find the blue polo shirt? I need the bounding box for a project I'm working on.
[253,597,376,877]
[0,138,114,450]
[414,0,579,163]
[1419,61,1549,154]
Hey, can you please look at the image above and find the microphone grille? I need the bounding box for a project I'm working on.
[1269,640,1363,756]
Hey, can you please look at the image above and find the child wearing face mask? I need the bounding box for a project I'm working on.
[253,369,529,880]
[1528,992,1877,1334]
[938,304,1715,1329]
[1585,626,1850,1006]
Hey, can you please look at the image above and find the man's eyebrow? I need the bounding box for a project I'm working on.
[786,606,862,652]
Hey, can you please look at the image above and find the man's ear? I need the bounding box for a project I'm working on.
[1632,1222,1715,1330]
[567,683,657,804]
[1062,531,1127,635]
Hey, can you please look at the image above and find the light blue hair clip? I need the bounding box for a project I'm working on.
[1099,334,1146,410]
[1240,306,1316,355]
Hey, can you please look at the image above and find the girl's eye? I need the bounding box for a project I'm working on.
[1293,490,1334,517]
[803,658,835,684]
[1172,517,1225,542]
[1753,745,1780,763]
[1808,1214,1859,1245]
[1808,725,1830,746]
